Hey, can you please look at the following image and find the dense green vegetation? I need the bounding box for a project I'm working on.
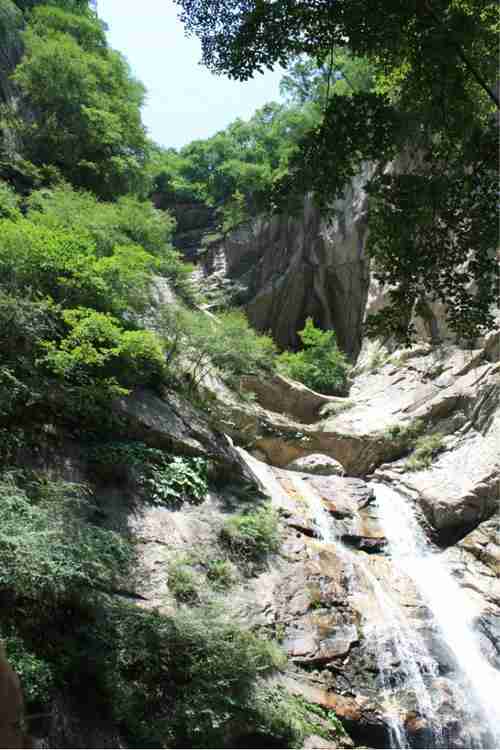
[175,0,499,342]
[149,48,372,231]
[0,472,290,747]
[0,2,310,746]
[2,1,148,197]
[277,317,351,396]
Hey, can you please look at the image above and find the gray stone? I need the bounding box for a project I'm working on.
[112,386,256,484]
[286,453,346,476]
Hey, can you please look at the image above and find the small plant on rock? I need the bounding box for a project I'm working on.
[168,559,199,603]
[206,558,238,590]
[405,433,445,471]
[219,504,280,562]
[146,456,209,506]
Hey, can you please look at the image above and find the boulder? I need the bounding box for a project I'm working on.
[286,453,345,476]
[112,387,257,485]
[341,534,387,553]
[240,373,350,423]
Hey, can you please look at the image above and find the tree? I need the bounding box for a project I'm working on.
[174,0,499,342]
[11,4,148,198]
[280,49,376,105]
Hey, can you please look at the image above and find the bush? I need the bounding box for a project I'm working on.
[3,634,54,705]
[145,456,209,507]
[27,185,176,259]
[155,305,278,388]
[108,604,286,747]
[220,504,280,561]
[0,180,21,220]
[41,308,167,396]
[168,559,199,603]
[206,558,238,590]
[277,318,350,395]
[252,687,346,748]
[0,472,132,606]
[405,433,445,471]
[383,418,425,449]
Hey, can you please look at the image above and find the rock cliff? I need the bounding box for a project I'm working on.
[82,327,497,749]
[191,166,373,359]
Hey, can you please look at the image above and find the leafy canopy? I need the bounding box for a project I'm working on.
[175,0,499,342]
[10,3,148,197]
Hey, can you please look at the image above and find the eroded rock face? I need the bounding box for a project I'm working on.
[112,386,257,485]
[192,170,373,358]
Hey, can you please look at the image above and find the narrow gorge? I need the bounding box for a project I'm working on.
[0,1,498,748]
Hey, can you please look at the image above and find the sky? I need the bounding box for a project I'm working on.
[98,0,284,151]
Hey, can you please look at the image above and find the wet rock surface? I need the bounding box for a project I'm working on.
[86,328,499,749]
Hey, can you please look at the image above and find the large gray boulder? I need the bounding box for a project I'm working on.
[112,387,256,484]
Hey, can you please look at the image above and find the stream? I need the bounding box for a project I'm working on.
[238,449,500,749]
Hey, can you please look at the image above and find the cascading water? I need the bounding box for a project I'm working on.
[374,482,500,749]
[289,473,442,749]
[234,449,500,749]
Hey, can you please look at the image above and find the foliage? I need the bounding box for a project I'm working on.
[0,180,21,219]
[277,318,350,396]
[280,49,376,105]
[0,183,195,419]
[383,418,425,451]
[41,308,167,396]
[252,688,345,748]
[26,183,195,300]
[0,472,132,605]
[108,604,286,747]
[219,504,280,562]
[405,433,445,471]
[27,185,176,258]
[175,0,499,342]
[11,3,148,198]
[155,305,278,389]
[0,469,286,746]
[149,100,316,218]
[364,127,499,342]
[3,633,54,704]
[168,559,199,603]
[205,558,237,590]
[145,456,209,507]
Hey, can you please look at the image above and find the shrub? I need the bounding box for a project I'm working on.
[252,687,346,748]
[168,559,199,603]
[27,185,176,260]
[155,305,278,388]
[219,504,280,561]
[277,318,350,395]
[3,634,54,704]
[41,307,167,394]
[405,433,445,471]
[383,418,425,449]
[145,456,209,507]
[108,604,286,747]
[0,473,132,606]
[0,180,21,220]
[206,558,238,590]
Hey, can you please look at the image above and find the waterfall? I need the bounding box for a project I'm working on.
[289,473,441,748]
[234,449,500,748]
[374,482,500,748]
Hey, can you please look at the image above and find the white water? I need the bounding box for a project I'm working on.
[234,450,500,748]
[289,473,443,747]
[374,482,500,748]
